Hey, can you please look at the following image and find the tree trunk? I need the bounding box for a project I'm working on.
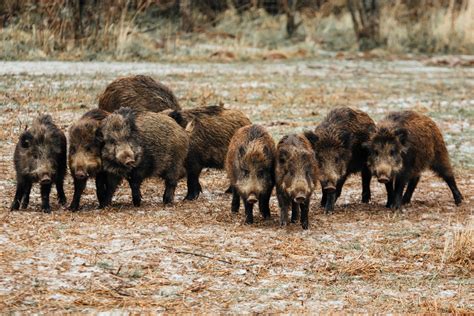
[347,0,381,51]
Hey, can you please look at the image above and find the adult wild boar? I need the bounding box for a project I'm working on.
[11,115,67,212]
[366,110,463,209]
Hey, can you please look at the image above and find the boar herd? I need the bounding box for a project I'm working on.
[10,75,464,229]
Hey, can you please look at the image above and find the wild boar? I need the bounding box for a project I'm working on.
[11,114,67,213]
[68,109,109,210]
[167,105,251,200]
[305,107,375,213]
[99,107,189,206]
[226,124,276,224]
[276,134,318,229]
[366,110,463,209]
[98,75,180,112]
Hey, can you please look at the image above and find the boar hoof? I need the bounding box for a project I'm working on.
[42,207,52,214]
[184,192,200,201]
[301,222,308,230]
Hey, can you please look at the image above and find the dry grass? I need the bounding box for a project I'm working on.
[442,220,473,269]
[0,58,472,313]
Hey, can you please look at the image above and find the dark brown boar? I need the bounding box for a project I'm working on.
[305,107,376,214]
[167,105,251,200]
[11,115,67,213]
[225,124,276,224]
[68,109,110,211]
[366,110,463,209]
[98,75,180,113]
[99,107,189,206]
[276,134,318,230]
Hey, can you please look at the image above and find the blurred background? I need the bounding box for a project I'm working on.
[1,0,473,61]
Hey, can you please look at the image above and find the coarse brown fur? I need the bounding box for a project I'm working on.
[100,107,189,206]
[98,75,180,113]
[11,114,67,213]
[276,134,318,229]
[367,110,463,209]
[167,105,251,200]
[226,124,276,224]
[305,107,375,213]
[68,109,110,211]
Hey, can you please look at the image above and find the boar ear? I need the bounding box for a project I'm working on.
[238,145,246,157]
[395,128,408,146]
[185,119,196,133]
[303,130,318,148]
[341,132,352,148]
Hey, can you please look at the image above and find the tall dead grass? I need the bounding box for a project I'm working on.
[442,220,473,269]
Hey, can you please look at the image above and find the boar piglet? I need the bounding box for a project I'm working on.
[276,134,318,229]
[167,105,251,200]
[99,107,189,206]
[366,110,463,209]
[68,109,109,210]
[226,125,276,224]
[305,107,375,214]
[99,75,180,113]
[11,114,67,213]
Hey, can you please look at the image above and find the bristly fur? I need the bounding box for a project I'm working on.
[98,75,180,113]
[166,105,251,200]
[368,110,463,208]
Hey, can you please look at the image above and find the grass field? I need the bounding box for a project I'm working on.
[0,58,472,313]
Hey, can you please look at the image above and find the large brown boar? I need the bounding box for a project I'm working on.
[99,107,189,206]
[167,105,251,200]
[68,109,109,211]
[226,125,276,224]
[366,111,463,209]
[276,134,318,230]
[305,107,375,214]
[98,75,180,113]
[11,115,67,213]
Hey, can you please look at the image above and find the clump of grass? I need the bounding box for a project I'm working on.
[442,221,473,269]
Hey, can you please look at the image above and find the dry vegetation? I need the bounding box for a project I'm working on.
[1,0,473,61]
[0,57,472,313]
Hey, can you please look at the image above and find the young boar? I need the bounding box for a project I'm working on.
[68,109,109,211]
[98,75,181,113]
[11,115,67,213]
[366,111,463,209]
[99,107,189,206]
[226,125,276,224]
[305,107,375,214]
[167,105,251,200]
[276,134,318,230]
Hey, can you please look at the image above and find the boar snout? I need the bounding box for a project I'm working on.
[294,194,306,204]
[40,174,52,185]
[321,180,336,193]
[377,175,390,183]
[247,193,258,204]
[116,145,135,167]
[75,170,88,179]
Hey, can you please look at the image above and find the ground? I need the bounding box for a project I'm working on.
[0,57,472,313]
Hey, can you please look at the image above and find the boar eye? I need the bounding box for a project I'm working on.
[33,153,38,159]
[242,168,249,176]
[257,169,265,177]
[390,149,397,157]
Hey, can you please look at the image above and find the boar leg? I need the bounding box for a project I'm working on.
[320,188,327,207]
[69,177,87,211]
[385,182,394,208]
[402,176,420,205]
[56,174,67,206]
[21,180,32,209]
[392,176,408,210]
[40,182,52,213]
[335,176,347,201]
[11,180,27,210]
[163,178,177,204]
[291,201,299,223]
[244,200,254,224]
[103,174,122,207]
[231,187,240,213]
[259,189,272,220]
[278,195,290,227]
[361,166,372,203]
[300,201,309,230]
[184,163,203,201]
[128,175,143,207]
[95,172,108,208]
[325,192,336,214]
[432,164,464,205]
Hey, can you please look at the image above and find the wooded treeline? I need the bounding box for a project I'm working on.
[0,0,471,53]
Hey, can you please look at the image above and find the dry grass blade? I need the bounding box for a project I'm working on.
[442,220,474,269]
